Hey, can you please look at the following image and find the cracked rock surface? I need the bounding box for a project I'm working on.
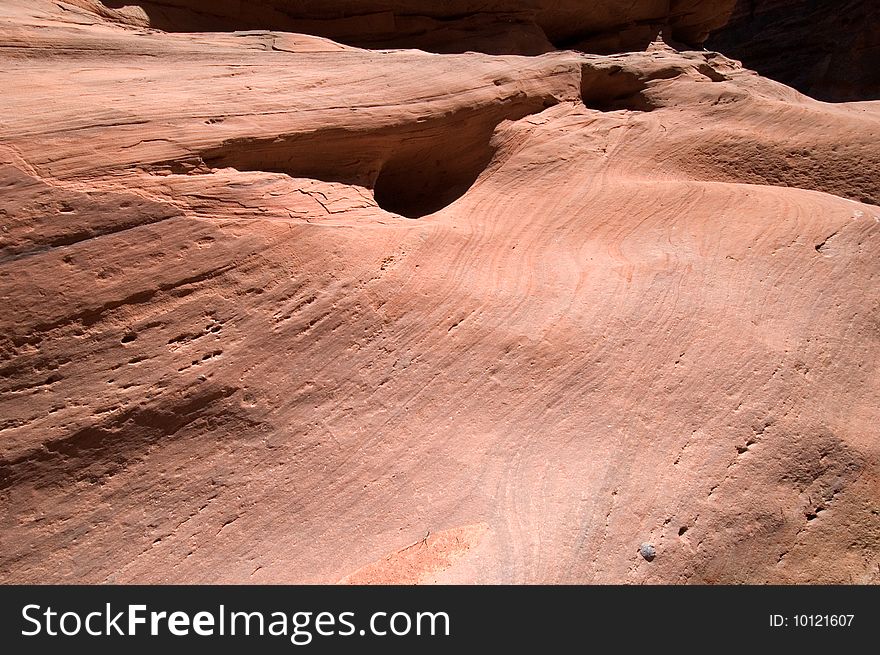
[0,0,878,584]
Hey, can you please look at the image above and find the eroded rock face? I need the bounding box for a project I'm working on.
[707,0,880,101]
[1,0,879,584]
[71,0,736,54]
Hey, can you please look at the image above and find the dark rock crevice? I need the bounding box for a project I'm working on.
[198,96,562,218]
[580,64,661,112]
[707,0,880,101]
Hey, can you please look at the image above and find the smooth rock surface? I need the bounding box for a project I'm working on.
[0,0,878,584]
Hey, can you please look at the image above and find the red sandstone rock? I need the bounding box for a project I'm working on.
[0,0,878,584]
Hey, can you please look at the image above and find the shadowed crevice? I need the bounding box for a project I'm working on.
[198,98,561,218]
[97,0,730,55]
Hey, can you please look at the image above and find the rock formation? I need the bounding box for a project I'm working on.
[707,0,880,101]
[0,0,878,584]
[72,0,737,53]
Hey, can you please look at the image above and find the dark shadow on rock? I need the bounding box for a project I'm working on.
[100,1,729,55]
[706,0,880,102]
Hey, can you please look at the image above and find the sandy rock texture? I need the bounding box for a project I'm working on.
[0,0,879,584]
[708,0,880,101]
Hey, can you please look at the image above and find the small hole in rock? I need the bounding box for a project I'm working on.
[121,333,137,344]
[373,139,496,219]
[202,115,507,219]
[580,64,658,112]
[199,94,559,219]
